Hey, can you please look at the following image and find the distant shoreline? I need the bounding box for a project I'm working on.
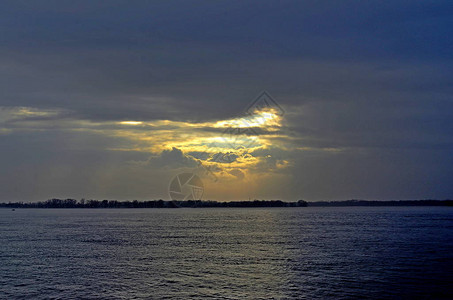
[1,199,452,208]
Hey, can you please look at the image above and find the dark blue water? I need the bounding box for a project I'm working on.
[0,207,452,299]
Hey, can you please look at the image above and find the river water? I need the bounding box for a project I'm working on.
[0,207,452,299]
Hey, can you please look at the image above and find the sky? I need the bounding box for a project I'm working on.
[0,0,452,202]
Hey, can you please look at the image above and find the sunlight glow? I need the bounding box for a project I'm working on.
[119,121,143,125]
[2,106,288,178]
[112,107,285,158]
[214,108,281,129]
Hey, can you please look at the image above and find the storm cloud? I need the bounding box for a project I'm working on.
[1,0,452,201]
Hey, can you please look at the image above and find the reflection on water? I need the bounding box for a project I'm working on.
[0,207,452,299]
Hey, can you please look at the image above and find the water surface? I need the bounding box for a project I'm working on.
[0,207,452,299]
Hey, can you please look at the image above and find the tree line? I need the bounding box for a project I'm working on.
[307,199,453,206]
[1,199,451,209]
[0,198,308,208]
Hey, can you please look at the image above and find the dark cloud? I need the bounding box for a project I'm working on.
[146,147,199,169]
[187,151,210,161]
[210,152,239,164]
[0,0,452,200]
